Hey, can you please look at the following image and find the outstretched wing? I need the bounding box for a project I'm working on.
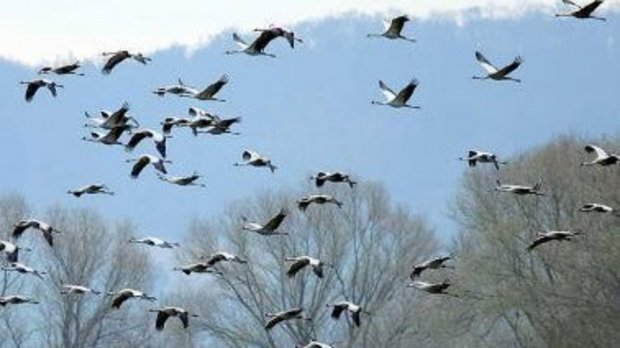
[286,259,309,277]
[475,51,498,74]
[155,312,169,331]
[378,80,397,101]
[111,292,132,309]
[527,235,551,251]
[102,52,128,74]
[130,157,150,179]
[579,0,603,15]
[394,79,418,103]
[264,209,287,231]
[562,0,582,8]
[331,304,347,319]
[125,131,151,152]
[496,56,523,77]
[232,33,249,49]
[388,15,408,35]
[25,83,41,102]
[198,75,229,98]
[585,144,609,159]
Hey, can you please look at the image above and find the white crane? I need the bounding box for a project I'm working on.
[241,209,288,236]
[0,240,29,263]
[581,144,619,166]
[158,173,206,187]
[1,262,45,279]
[13,218,61,247]
[473,51,523,82]
[125,128,169,158]
[410,255,453,279]
[556,0,606,21]
[67,184,114,197]
[82,125,132,146]
[225,31,281,57]
[179,75,229,102]
[84,102,139,130]
[297,194,343,211]
[149,306,198,331]
[173,262,222,276]
[107,288,157,309]
[38,61,84,76]
[101,50,151,74]
[126,154,171,179]
[579,203,615,213]
[310,171,356,188]
[285,256,324,278]
[371,79,420,109]
[201,251,247,266]
[0,295,39,306]
[495,180,545,196]
[265,308,311,330]
[153,78,195,97]
[527,230,581,251]
[407,279,452,295]
[129,236,179,249]
[459,150,506,170]
[61,284,101,295]
[367,15,416,43]
[327,301,369,327]
[234,150,277,173]
[20,79,63,102]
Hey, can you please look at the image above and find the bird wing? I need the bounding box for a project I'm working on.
[12,223,30,239]
[250,30,278,51]
[395,79,418,103]
[47,83,58,97]
[103,126,129,143]
[286,258,310,277]
[42,230,54,247]
[155,311,169,331]
[351,310,361,327]
[131,157,150,178]
[331,304,347,319]
[217,117,241,128]
[410,265,425,279]
[378,80,397,101]
[388,16,408,35]
[264,210,287,231]
[126,131,151,152]
[585,144,609,159]
[206,253,226,266]
[265,316,284,330]
[197,75,229,99]
[562,0,582,8]
[242,150,259,161]
[527,235,551,251]
[111,292,132,309]
[179,311,190,328]
[24,83,41,102]
[312,262,324,278]
[102,52,128,74]
[496,56,523,77]
[579,0,603,15]
[475,51,498,74]
[232,33,249,49]
[155,137,167,158]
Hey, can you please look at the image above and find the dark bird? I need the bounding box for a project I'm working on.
[328,301,368,327]
[158,172,205,187]
[556,0,606,21]
[285,256,324,278]
[265,308,311,330]
[173,262,222,276]
[526,230,581,251]
[107,288,156,309]
[581,144,619,166]
[0,295,39,306]
[310,171,356,188]
[495,180,545,196]
[13,219,60,247]
[82,125,132,146]
[367,15,416,42]
[125,128,169,158]
[38,61,84,76]
[407,279,452,294]
[253,26,303,48]
[201,251,247,267]
[102,50,151,74]
[234,150,277,173]
[297,194,343,211]
[149,307,198,331]
[0,240,30,263]
[20,79,63,102]
[84,102,139,130]
[126,154,171,179]
[410,255,453,279]
[225,31,282,57]
[1,262,45,280]
[179,75,229,101]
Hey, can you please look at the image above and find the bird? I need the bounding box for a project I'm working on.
[297,194,343,211]
[225,31,281,57]
[234,150,277,173]
[371,79,420,109]
[84,102,139,130]
[128,236,179,249]
[201,252,247,267]
[0,240,29,263]
[67,184,114,197]
[82,125,132,146]
[38,61,84,76]
[1,262,45,280]
[153,78,195,97]
[149,307,198,331]
[179,75,229,102]
[473,51,523,82]
[265,308,311,330]
[328,301,368,327]
[285,256,324,278]
[253,26,303,48]
[125,128,169,158]
[407,279,452,295]
[526,230,581,251]
[126,155,171,179]
[310,171,356,188]
[13,218,61,247]
[578,203,615,213]
[0,295,39,306]
[241,209,288,236]
[581,144,619,166]
[106,288,157,309]
[20,79,63,102]
[410,255,453,279]
[556,0,606,21]
[157,173,205,187]
[61,284,101,295]
[160,116,191,135]
[367,15,416,43]
[173,262,222,276]
[459,150,507,170]
[186,114,217,136]
[494,180,545,196]
[195,116,242,136]
[102,50,151,74]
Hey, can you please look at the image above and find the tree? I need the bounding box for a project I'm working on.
[170,181,439,347]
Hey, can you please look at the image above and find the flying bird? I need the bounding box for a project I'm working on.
[84,102,139,130]
[20,79,63,102]
[265,308,311,330]
[173,262,222,276]
[61,284,101,295]
[107,288,157,309]
[372,79,420,109]
[581,144,619,166]
[126,155,171,179]
[0,295,39,306]
[102,50,151,74]
[196,116,242,136]
[285,256,324,278]
[125,128,169,158]
[410,255,453,279]
[161,116,191,135]
[495,180,545,196]
[67,184,114,197]
[310,171,356,188]
[129,236,179,249]
[578,203,615,213]
[328,301,368,327]
[149,307,198,331]
[297,195,343,211]
[38,61,84,76]
[1,262,45,280]
[253,26,303,48]
[556,0,606,21]
[158,173,205,187]
[459,150,506,170]
[407,279,452,295]
[234,150,277,173]
[82,125,132,146]
[0,240,29,263]
[201,251,247,266]
[367,15,416,42]
[13,219,60,247]
[241,209,288,236]
[179,75,229,102]
[473,51,523,82]
[225,31,282,57]
[153,78,195,97]
[526,230,581,251]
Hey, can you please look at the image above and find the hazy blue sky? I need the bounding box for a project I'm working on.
[1,10,618,245]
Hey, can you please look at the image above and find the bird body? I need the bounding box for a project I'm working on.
[67,184,113,197]
[495,180,544,196]
[61,284,101,295]
[149,306,197,331]
[180,75,229,101]
[473,51,523,82]
[173,262,221,275]
[311,171,356,188]
[1,262,46,279]
[0,295,39,306]
[242,209,288,235]
[13,219,60,247]
[407,280,452,294]
[84,103,138,130]
[527,230,581,251]
[297,194,343,211]
[328,301,366,327]
[107,288,156,309]
[367,15,415,42]
[20,79,63,102]
[581,144,619,166]
[158,173,205,187]
[579,203,614,213]
[202,251,247,266]
[226,31,283,57]
[125,128,168,158]
[265,308,311,330]
[82,125,132,146]
[161,116,191,135]
[153,79,195,97]
[129,236,179,249]
[410,256,452,279]
[460,150,506,170]
[102,50,151,74]
[235,150,277,172]
[285,256,324,278]
[38,61,84,76]
[0,240,27,263]
[372,79,420,109]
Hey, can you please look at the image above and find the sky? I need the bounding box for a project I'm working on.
[0,1,619,249]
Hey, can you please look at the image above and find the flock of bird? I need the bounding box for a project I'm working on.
[1,1,613,346]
